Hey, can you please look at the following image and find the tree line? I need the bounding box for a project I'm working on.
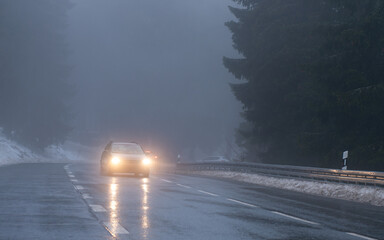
[224,0,384,170]
[0,1,72,150]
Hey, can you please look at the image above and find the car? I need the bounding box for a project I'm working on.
[144,150,159,161]
[199,156,230,163]
[100,141,151,177]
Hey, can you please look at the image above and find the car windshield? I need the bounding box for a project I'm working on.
[111,143,143,154]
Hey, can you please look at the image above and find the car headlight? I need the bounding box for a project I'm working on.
[142,157,151,165]
[111,157,120,165]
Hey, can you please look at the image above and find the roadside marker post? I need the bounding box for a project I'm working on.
[342,150,348,170]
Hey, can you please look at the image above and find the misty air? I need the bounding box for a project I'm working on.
[0,1,383,239]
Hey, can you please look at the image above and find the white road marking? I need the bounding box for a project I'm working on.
[197,190,219,197]
[74,185,84,190]
[227,198,258,208]
[271,211,319,225]
[103,222,129,235]
[177,184,191,189]
[89,204,107,212]
[68,174,75,178]
[82,193,92,199]
[71,179,78,182]
[346,232,377,240]
[161,179,172,183]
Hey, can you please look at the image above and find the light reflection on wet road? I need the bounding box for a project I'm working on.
[141,178,150,239]
[0,163,383,240]
[108,178,120,237]
[68,163,384,240]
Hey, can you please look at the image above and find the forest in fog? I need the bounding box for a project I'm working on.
[0,1,72,149]
[0,0,383,170]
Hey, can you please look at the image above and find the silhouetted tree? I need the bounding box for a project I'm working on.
[224,0,333,165]
[225,0,384,170]
[0,0,73,149]
[310,0,384,170]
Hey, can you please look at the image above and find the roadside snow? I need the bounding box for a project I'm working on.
[0,132,39,166]
[0,129,90,167]
[185,170,384,206]
[44,141,92,162]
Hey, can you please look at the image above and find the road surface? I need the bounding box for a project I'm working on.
[0,163,383,240]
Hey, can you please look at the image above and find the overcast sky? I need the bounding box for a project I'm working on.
[67,0,241,160]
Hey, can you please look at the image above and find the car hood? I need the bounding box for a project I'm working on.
[111,153,145,161]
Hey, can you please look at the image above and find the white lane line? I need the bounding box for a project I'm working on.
[161,179,172,183]
[272,211,319,225]
[227,198,258,208]
[103,222,129,235]
[177,184,191,189]
[346,232,377,240]
[74,185,84,190]
[71,179,78,182]
[82,193,93,199]
[89,204,107,212]
[68,174,75,178]
[197,190,219,197]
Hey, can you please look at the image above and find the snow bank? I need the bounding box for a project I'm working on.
[185,170,384,206]
[0,131,39,166]
[0,129,91,167]
[44,141,93,162]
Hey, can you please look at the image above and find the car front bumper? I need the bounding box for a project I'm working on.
[108,160,150,173]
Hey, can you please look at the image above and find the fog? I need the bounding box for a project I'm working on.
[67,0,241,160]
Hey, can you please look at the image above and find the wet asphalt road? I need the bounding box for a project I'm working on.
[0,163,383,240]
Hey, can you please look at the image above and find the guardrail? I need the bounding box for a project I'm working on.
[175,162,384,187]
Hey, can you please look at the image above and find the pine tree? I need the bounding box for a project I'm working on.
[224,0,334,165]
[311,0,384,169]
[225,0,384,170]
